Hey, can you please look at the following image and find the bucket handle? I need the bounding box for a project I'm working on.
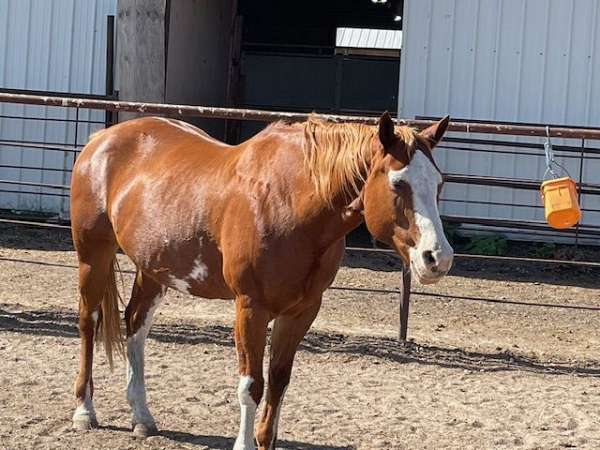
[543,126,571,180]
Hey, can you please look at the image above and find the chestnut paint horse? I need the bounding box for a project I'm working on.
[70,112,453,449]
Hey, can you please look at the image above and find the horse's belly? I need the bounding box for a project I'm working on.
[121,232,234,300]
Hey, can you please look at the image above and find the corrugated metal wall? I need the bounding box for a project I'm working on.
[399,0,600,238]
[0,0,116,215]
[336,27,402,49]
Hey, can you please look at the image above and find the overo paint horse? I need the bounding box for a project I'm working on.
[70,112,453,449]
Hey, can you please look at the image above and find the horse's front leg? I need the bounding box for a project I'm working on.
[233,295,270,450]
[255,300,321,450]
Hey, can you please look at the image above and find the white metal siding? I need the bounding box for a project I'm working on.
[336,27,402,49]
[0,0,116,215]
[399,0,600,240]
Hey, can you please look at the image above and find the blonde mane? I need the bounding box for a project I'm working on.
[301,116,416,206]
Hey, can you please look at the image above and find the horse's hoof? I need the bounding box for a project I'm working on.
[132,423,158,438]
[72,417,98,431]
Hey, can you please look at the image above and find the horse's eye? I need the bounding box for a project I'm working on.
[391,180,409,191]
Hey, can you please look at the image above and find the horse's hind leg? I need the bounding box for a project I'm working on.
[255,300,321,450]
[72,242,118,430]
[125,271,165,437]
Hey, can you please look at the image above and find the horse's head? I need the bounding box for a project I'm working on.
[363,113,453,284]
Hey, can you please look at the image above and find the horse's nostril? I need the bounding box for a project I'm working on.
[422,250,437,269]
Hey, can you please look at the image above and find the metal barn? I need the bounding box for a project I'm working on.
[0,0,116,216]
[1,0,600,244]
[400,0,600,239]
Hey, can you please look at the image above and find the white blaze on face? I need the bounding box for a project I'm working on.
[388,150,453,281]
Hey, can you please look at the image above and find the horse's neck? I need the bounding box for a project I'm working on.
[309,168,371,250]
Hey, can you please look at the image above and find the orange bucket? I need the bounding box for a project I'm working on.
[540,177,581,229]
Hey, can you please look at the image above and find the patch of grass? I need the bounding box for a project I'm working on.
[464,235,508,256]
[531,243,557,259]
[443,221,461,246]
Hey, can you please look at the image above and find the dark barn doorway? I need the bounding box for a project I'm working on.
[231,0,403,246]
[231,0,404,141]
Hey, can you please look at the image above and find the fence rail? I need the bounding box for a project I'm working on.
[3,91,600,242]
[4,91,600,139]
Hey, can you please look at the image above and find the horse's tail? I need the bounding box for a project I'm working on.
[95,258,125,370]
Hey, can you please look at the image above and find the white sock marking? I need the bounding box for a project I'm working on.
[270,386,288,449]
[73,310,100,425]
[72,382,96,423]
[234,375,257,450]
[126,294,163,427]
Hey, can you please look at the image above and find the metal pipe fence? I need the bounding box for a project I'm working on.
[2,91,600,243]
[1,92,600,341]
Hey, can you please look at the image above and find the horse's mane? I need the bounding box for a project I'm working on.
[300,116,417,206]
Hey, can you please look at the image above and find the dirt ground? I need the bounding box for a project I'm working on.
[1,224,599,450]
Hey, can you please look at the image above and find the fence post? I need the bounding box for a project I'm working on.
[73,106,79,156]
[105,15,116,127]
[575,138,585,250]
[399,265,411,342]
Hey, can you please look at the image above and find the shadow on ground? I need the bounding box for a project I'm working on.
[97,425,352,450]
[1,306,598,377]
[0,224,73,251]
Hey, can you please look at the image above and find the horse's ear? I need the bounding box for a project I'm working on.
[378,111,396,152]
[420,115,450,147]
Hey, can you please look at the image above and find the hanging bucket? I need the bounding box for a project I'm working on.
[540,177,581,229]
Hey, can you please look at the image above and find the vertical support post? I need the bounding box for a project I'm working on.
[105,15,116,127]
[74,106,80,159]
[61,105,79,220]
[333,53,344,113]
[574,137,585,250]
[398,265,412,342]
[224,10,243,144]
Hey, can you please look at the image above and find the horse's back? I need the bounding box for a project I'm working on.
[71,117,229,255]
[73,117,227,212]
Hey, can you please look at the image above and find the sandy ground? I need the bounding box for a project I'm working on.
[1,224,600,450]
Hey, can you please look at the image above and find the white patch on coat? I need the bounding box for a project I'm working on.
[126,293,163,427]
[168,275,191,294]
[155,117,206,138]
[233,375,257,450]
[388,150,453,279]
[138,133,158,156]
[110,178,139,226]
[72,382,96,424]
[247,193,267,238]
[91,311,98,323]
[89,135,115,209]
[188,254,209,282]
